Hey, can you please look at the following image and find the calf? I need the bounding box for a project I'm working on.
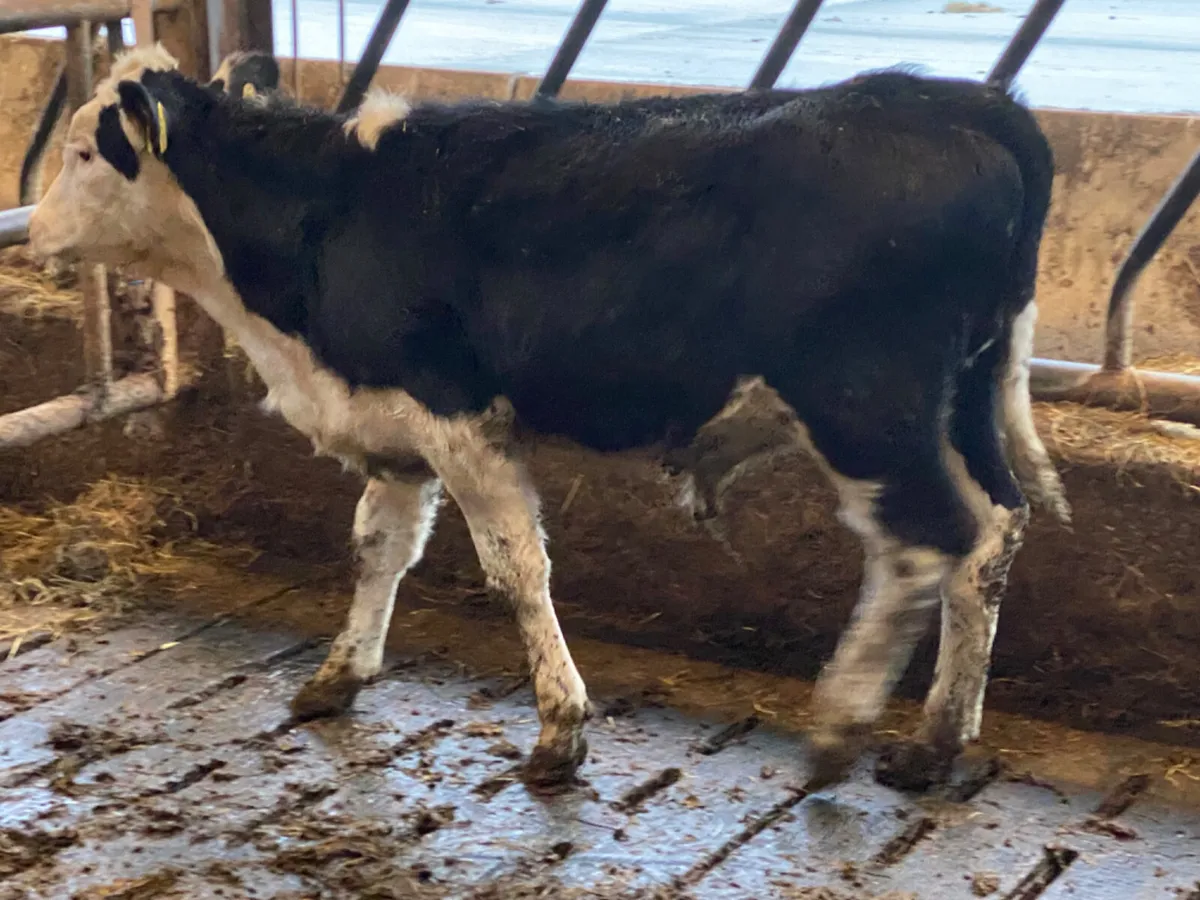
[28,45,1067,791]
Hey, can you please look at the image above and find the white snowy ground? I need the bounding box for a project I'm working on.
[269,0,1199,113]
[24,0,1200,114]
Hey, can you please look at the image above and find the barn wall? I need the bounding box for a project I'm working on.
[1,32,1198,364]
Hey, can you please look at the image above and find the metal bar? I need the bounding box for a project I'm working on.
[130,0,153,45]
[1030,358,1200,427]
[535,0,609,99]
[337,0,346,87]
[0,206,32,249]
[0,0,181,34]
[1103,147,1200,372]
[0,374,166,450]
[18,65,68,207]
[244,0,272,53]
[151,281,180,399]
[81,265,114,388]
[749,0,826,91]
[335,0,412,114]
[63,21,115,394]
[213,0,273,70]
[290,0,299,94]
[105,17,126,54]
[129,0,182,399]
[987,0,1067,89]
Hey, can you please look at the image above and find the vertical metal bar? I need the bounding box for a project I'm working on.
[338,0,346,88]
[213,0,273,71]
[130,2,183,400]
[336,0,412,114]
[130,0,154,47]
[987,0,1067,89]
[245,0,274,54]
[64,20,97,101]
[748,0,826,90]
[1102,147,1200,372]
[290,0,299,94]
[105,18,125,54]
[65,22,114,392]
[152,282,181,398]
[535,0,609,99]
[18,65,67,206]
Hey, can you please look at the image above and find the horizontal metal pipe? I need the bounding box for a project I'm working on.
[0,206,33,249]
[0,0,181,34]
[0,374,165,450]
[1030,357,1200,427]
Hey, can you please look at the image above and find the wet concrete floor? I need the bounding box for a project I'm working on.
[2,582,1200,899]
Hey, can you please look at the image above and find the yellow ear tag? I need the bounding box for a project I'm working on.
[242,83,258,100]
[155,101,169,155]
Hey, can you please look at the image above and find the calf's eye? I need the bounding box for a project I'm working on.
[78,150,93,163]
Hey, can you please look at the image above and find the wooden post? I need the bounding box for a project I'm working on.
[151,0,211,79]
[215,0,273,59]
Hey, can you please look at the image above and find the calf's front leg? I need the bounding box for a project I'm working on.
[427,423,591,789]
[292,471,442,719]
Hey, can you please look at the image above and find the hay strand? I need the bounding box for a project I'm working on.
[0,475,259,640]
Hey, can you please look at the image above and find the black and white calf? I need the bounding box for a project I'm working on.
[28,45,1068,790]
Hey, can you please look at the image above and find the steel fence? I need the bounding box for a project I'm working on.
[1,0,1198,451]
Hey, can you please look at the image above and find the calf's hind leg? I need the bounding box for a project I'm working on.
[806,455,974,790]
[292,470,442,719]
[877,353,1029,791]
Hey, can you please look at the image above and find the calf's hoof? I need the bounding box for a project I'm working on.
[805,724,869,792]
[874,739,955,793]
[522,732,588,793]
[290,665,364,721]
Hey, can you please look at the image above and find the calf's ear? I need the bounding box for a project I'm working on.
[116,80,170,159]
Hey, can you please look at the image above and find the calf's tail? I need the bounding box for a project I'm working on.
[998,300,1070,525]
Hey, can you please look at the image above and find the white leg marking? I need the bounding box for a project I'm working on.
[423,419,589,782]
[1002,301,1070,524]
[811,476,952,753]
[292,474,441,718]
[921,439,1026,751]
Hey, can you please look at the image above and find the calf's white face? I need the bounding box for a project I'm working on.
[28,45,201,279]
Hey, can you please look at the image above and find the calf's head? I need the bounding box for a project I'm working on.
[28,45,274,278]
[210,50,281,102]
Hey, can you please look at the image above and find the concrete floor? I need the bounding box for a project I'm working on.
[3,576,1200,899]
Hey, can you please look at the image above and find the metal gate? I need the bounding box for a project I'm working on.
[1,0,1198,449]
